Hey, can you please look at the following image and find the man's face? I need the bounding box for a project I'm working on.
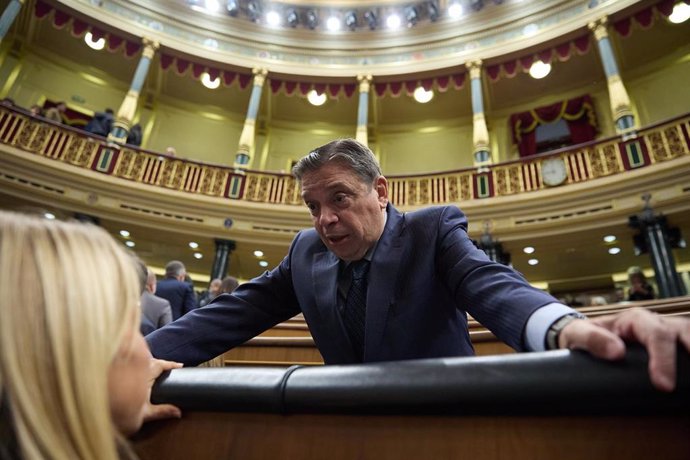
[301,161,388,261]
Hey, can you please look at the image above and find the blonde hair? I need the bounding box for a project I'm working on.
[0,211,141,459]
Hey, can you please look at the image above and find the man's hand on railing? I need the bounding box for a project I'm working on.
[559,307,690,392]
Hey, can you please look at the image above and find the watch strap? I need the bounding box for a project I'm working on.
[545,313,586,350]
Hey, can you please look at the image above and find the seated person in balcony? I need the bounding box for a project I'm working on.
[43,101,66,124]
[627,266,655,301]
[0,211,181,459]
[29,104,44,117]
[84,108,114,136]
[147,138,690,392]
[127,123,143,146]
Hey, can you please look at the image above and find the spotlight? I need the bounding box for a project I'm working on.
[266,10,280,26]
[364,10,377,30]
[405,6,418,27]
[306,9,318,29]
[448,2,463,18]
[326,16,341,31]
[226,0,238,16]
[247,1,261,22]
[286,8,299,27]
[345,10,357,30]
[386,13,401,29]
[427,1,440,21]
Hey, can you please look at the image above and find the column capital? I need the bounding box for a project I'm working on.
[141,37,160,59]
[588,16,609,41]
[357,74,372,92]
[466,60,483,79]
[252,67,268,86]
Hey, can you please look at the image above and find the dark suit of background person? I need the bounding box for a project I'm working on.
[148,202,560,366]
[155,261,197,321]
[84,108,114,136]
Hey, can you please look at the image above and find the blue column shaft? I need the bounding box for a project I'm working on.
[357,91,369,126]
[596,36,620,77]
[0,0,22,40]
[471,77,484,114]
[130,56,152,93]
[246,84,262,121]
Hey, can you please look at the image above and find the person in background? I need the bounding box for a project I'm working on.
[84,108,114,137]
[0,211,181,459]
[165,146,177,157]
[44,101,66,124]
[155,260,197,321]
[126,123,143,146]
[627,266,655,301]
[198,278,222,307]
[139,266,173,333]
[29,104,44,117]
[219,276,239,295]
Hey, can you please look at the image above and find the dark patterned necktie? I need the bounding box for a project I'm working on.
[342,259,370,361]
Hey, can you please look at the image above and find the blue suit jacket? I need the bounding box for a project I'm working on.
[147,205,557,365]
[155,278,197,321]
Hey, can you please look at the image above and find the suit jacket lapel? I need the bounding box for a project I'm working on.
[364,205,406,362]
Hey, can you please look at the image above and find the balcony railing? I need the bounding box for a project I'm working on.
[1,105,688,206]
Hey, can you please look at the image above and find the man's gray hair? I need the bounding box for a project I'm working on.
[292,138,382,185]
[165,260,186,278]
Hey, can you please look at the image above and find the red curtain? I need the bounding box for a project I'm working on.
[510,95,597,157]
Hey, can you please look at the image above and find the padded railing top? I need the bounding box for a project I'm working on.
[152,345,690,415]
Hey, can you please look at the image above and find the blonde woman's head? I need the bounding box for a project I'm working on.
[0,211,147,459]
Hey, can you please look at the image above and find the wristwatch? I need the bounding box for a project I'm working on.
[546,313,586,350]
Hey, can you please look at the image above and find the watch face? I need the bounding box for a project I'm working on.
[541,158,567,186]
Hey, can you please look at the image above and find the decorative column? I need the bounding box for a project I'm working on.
[108,38,159,144]
[0,0,24,43]
[211,239,236,281]
[628,194,686,298]
[356,74,372,145]
[589,17,636,134]
[234,67,268,170]
[467,60,491,165]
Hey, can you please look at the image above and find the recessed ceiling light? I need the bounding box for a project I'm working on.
[119,230,130,238]
[603,235,616,243]
[194,252,203,259]
[44,212,56,220]
[204,0,221,13]
[523,246,535,254]
[608,247,621,255]
[259,260,269,267]
[189,242,199,249]
[528,258,539,265]
[266,10,280,26]
[529,61,551,79]
[125,241,135,248]
[448,2,463,19]
[413,86,434,103]
[253,250,264,257]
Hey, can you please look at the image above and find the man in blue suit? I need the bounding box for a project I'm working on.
[148,139,689,392]
[155,260,197,321]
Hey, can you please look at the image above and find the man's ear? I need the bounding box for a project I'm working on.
[376,176,389,207]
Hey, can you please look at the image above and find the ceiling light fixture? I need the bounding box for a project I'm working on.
[266,10,281,27]
[253,250,264,257]
[84,32,106,50]
[326,16,341,31]
[529,60,552,79]
[307,90,327,106]
[194,252,203,259]
[413,86,433,103]
[44,212,56,220]
[125,241,136,248]
[119,230,131,238]
[386,13,402,29]
[448,2,463,19]
[201,72,220,89]
[528,258,539,265]
[189,242,199,249]
[523,246,535,254]
[603,235,617,243]
[204,0,221,13]
[669,3,690,23]
[608,247,621,255]
[259,260,269,267]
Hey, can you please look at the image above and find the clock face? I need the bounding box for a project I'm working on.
[541,158,567,186]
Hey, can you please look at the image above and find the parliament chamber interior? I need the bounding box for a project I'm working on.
[1,0,690,458]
